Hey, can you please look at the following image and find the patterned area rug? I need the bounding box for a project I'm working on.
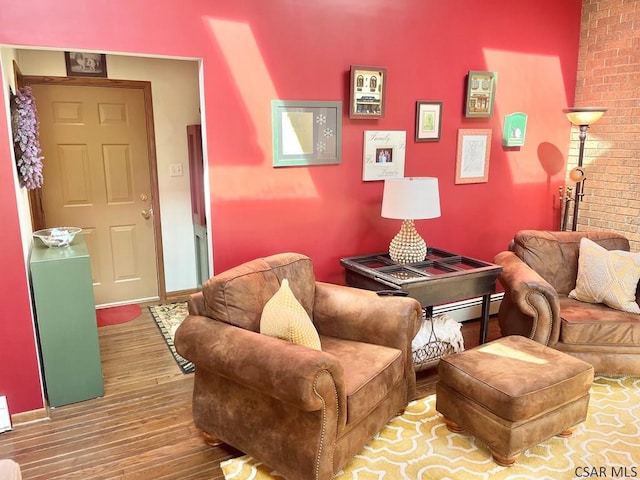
[149,302,193,374]
[221,376,640,479]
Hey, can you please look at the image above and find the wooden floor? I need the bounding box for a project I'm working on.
[0,307,501,480]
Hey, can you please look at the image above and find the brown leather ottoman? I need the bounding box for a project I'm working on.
[435,335,594,466]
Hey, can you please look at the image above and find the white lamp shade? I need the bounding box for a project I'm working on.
[564,107,607,126]
[381,177,441,220]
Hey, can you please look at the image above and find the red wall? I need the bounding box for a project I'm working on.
[0,103,44,415]
[0,0,582,414]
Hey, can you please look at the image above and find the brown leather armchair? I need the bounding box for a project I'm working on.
[495,230,640,375]
[174,252,422,480]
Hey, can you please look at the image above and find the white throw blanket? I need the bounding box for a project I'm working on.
[412,313,465,354]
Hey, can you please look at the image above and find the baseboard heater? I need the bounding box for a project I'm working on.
[432,292,504,323]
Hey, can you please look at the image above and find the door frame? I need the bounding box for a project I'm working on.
[17,73,167,302]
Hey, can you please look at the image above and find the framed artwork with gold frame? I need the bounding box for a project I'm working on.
[349,65,387,119]
[464,71,497,118]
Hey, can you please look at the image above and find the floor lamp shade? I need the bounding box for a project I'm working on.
[564,107,607,127]
[381,177,441,263]
[562,107,607,231]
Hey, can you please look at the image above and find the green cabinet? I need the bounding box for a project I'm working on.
[30,236,104,407]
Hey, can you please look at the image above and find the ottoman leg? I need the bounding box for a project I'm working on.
[444,417,465,433]
[491,450,520,467]
[557,426,576,438]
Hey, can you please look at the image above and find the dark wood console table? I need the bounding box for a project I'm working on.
[340,248,502,345]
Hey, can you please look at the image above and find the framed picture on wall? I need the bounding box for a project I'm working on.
[271,100,342,167]
[65,52,108,78]
[349,65,387,119]
[503,112,528,147]
[415,101,443,142]
[464,71,497,118]
[455,129,492,184]
[362,130,406,181]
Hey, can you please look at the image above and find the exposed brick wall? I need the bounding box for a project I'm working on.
[568,0,640,251]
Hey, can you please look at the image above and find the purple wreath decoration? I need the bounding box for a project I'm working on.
[11,86,44,190]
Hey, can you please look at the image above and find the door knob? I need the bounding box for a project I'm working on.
[141,208,153,219]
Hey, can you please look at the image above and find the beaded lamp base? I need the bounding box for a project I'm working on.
[389,219,427,263]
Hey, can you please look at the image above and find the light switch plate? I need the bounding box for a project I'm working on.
[169,163,183,177]
[0,395,11,433]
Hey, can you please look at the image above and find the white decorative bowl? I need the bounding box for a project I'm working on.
[33,227,82,248]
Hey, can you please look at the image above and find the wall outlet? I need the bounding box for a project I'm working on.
[0,395,11,433]
[169,163,183,177]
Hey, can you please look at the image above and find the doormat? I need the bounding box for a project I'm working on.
[221,375,640,480]
[148,302,193,374]
[96,304,142,327]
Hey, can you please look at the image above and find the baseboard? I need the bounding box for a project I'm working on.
[432,292,503,322]
[165,288,199,302]
[96,296,159,309]
[11,406,49,426]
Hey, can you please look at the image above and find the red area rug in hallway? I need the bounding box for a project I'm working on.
[96,304,142,327]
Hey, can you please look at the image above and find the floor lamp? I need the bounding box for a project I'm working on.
[381,177,441,263]
[563,107,607,231]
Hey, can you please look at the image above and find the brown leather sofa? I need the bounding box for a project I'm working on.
[495,230,640,375]
[174,252,422,480]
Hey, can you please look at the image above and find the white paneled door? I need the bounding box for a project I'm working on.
[32,84,159,306]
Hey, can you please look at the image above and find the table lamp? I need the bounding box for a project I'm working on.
[563,107,607,231]
[381,177,441,263]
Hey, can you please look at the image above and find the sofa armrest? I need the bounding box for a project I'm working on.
[174,315,346,413]
[312,282,421,350]
[494,251,562,344]
[187,291,206,316]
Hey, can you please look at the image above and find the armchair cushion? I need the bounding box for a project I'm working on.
[560,297,640,345]
[321,336,403,424]
[568,238,640,314]
[260,279,321,350]
[201,252,316,331]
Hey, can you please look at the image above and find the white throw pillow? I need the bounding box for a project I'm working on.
[568,237,640,314]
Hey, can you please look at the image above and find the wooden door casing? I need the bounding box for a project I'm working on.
[187,124,209,287]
